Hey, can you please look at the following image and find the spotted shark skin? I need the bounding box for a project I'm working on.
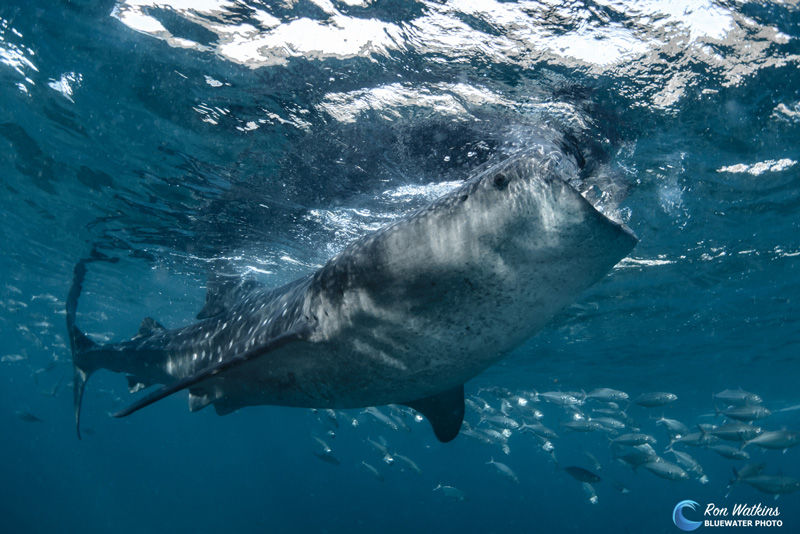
[68,144,637,442]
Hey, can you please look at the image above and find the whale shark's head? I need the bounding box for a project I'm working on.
[320,140,636,347]
[417,142,637,276]
[354,140,637,286]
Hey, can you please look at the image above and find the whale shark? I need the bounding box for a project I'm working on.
[68,143,636,442]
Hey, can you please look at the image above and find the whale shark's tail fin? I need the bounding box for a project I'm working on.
[66,250,118,439]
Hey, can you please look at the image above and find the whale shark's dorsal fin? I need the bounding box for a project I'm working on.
[112,323,311,418]
[404,385,465,443]
[137,317,165,337]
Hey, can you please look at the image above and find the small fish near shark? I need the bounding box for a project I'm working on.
[67,143,637,442]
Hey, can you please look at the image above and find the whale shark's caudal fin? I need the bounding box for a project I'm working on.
[404,385,465,443]
[66,250,118,439]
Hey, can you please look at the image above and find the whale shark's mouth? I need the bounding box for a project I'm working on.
[569,176,637,241]
[569,171,632,228]
[495,133,634,230]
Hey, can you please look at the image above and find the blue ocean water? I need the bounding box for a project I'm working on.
[1,1,800,532]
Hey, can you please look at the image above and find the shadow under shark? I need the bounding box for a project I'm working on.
[68,143,636,442]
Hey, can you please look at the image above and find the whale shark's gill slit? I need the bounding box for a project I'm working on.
[112,325,311,418]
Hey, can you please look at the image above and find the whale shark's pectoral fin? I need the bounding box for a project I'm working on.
[112,325,310,418]
[403,385,465,443]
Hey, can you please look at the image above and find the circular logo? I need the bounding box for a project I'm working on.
[673,500,702,532]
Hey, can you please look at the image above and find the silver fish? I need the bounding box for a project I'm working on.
[15,410,43,423]
[482,414,520,429]
[730,463,767,486]
[643,459,689,480]
[714,389,762,406]
[615,445,658,469]
[538,391,583,406]
[487,457,519,483]
[635,392,678,407]
[433,484,465,501]
[592,407,627,418]
[461,427,493,445]
[481,428,510,444]
[313,436,332,453]
[583,452,602,472]
[366,437,390,456]
[719,405,771,421]
[471,396,495,413]
[395,453,422,474]
[671,431,719,447]
[363,407,399,431]
[612,433,657,446]
[562,420,604,432]
[591,416,626,431]
[743,430,800,450]
[582,482,599,504]
[708,422,762,442]
[465,399,485,413]
[656,417,689,436]
[709,444,750,460]
[669,449,708,483]
[313,450,340,465]
[360,461,383,481]
[742,475,800,496]
[565,466,601,483]
[586,388,628,402]
[321,408,339,428]
[519,422,558,439]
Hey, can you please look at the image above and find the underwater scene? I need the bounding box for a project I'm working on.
[1,1,800,532]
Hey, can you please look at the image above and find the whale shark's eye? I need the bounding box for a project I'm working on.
[493,173,510,190]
